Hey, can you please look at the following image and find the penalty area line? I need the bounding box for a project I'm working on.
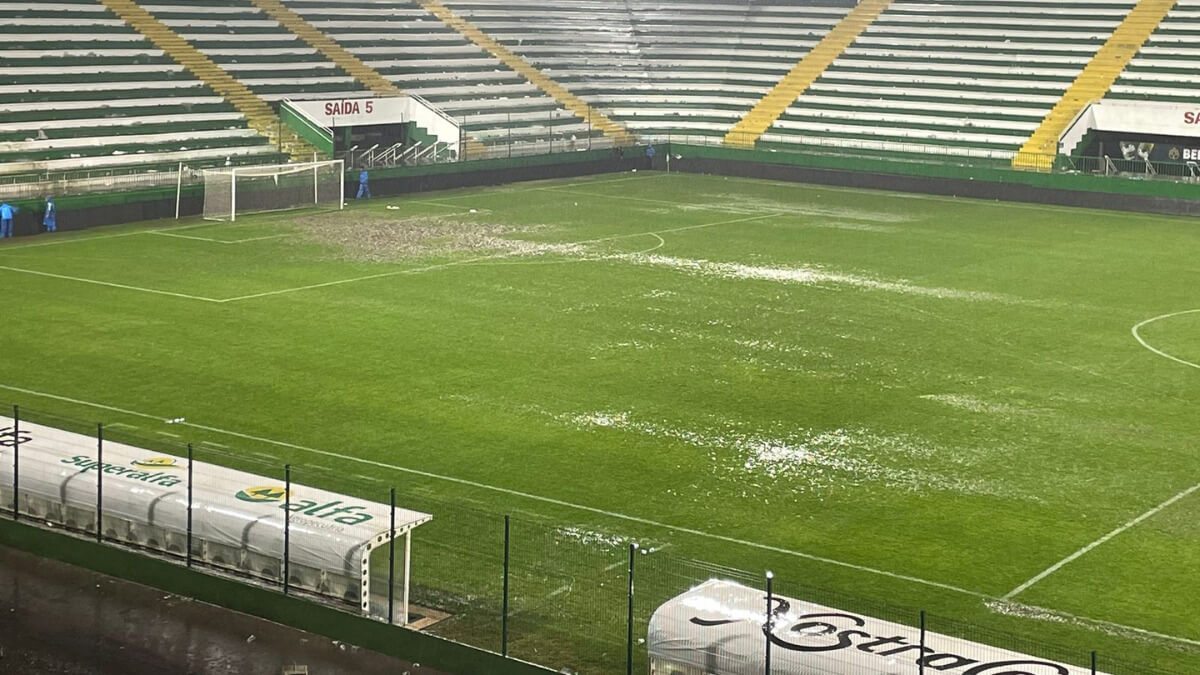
[0,265,223,303]
[0,381,987,600]
[1004,482,1200,600]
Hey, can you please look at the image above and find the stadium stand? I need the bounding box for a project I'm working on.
[755,0,1143,165]
[0,1,285,177]
[1012,0,1176,168]
[279,0,623,155]
[440,0,857,141]
[140,0,370,102]
[0,0,1192,181]
[1108,0,1200,104]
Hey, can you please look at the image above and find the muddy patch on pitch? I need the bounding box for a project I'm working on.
[294,212,573,263]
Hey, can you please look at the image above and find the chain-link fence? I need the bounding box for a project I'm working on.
[1,405,1194,675]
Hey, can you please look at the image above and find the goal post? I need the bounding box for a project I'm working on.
[202,160,345,221]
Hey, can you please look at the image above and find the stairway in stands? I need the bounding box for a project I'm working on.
[415,0,635,147]
[249,0,402,96]
[1012,0,1177,170]
[724,0,894,147]
[100,0,315,161]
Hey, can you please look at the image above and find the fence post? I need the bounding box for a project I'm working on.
[186,443,194,567]
[627,542,638,675]
[507,113,512,160]
[765,571,774,675]
[283,464,291,594]
[95,423,103,542]
[1091,651,1097,675]
[502,514,511,656]
[10,405,18,521]
[388,487,396,625]
[919,610,926,675]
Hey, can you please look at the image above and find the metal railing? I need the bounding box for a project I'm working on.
[1,406,1192,675]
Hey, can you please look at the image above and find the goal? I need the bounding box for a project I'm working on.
[202,160,345,221]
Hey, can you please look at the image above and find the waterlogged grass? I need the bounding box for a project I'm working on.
[0,172,1198,673]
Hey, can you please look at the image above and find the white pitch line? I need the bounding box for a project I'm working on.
[150,231,292,245]
[1132,308,1200,370]
[0,265,223,303]
[992,600,1200,649]
[1004,482,1200,599]
[0,381,987,600]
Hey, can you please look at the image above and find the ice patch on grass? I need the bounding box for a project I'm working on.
[555,526,626,549]
[561,411,1025,499]
[985,600,1200,652]
[682,194,912,224]
[919,394,1022,415]
[621,254,1017,303]
[733,338,809,354]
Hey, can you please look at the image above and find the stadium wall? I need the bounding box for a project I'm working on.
[665,145,1200,217]
[0,148,641,235]
[0,517,555,675]
[5,144,1200,237]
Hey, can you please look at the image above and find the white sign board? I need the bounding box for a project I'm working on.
[649,580,1107,675]
[286,95,461,155]
[290,96,412,128]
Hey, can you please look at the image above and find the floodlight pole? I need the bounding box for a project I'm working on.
[96,423,104,542]
[283,464,291,594]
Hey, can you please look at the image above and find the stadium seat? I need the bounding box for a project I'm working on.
[1109,1,1200,103]
[281,0,612,153]
[439,0,853,141]
[0,1,283,176]
[760,0,1140,163]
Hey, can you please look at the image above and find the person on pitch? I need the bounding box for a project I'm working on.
[43,196,56,233]
[357,169,370,200]
[645,144,656,170]
[0,201,16,238]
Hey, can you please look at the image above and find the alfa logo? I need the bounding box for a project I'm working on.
[131,457,180,469]
[235,485,289,503]
[233,485,375,525]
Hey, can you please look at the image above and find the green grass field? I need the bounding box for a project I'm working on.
[1,172,1198,672]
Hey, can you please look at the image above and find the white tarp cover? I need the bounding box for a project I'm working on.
[1060,99,1200,155]
[0,415,431,575]
[649,580,1107,675]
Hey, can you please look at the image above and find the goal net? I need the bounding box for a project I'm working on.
[202,160,345,221]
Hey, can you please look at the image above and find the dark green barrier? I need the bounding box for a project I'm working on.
[668,143,1200,216]
[0,518,555,675]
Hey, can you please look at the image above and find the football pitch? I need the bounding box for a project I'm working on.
[1,172,1198,671]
